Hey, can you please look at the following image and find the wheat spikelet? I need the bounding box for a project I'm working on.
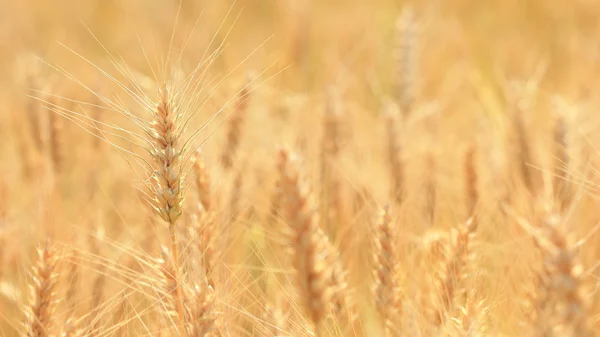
[25,239,58,337]
[277,148,330,331]
[373,205,401,333]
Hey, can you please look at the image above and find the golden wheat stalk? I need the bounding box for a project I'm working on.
[384,100,404,204]
[552,112,571,211]
[464,145,478,222]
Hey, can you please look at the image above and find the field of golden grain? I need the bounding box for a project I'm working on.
[1,0,600,336]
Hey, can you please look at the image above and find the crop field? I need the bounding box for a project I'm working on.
[0,0,599,336]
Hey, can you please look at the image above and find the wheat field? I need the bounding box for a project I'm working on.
[1,0,600,336]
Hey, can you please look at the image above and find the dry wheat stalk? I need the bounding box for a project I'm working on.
[24,68,45,153]
[424,151,437,225]
[373,205,402,334]
[384,100,404,204]
[158,246,179,321]
[66,247,79,313]
[552,113,571,211]
[25,239,58,337]
[464,145,478,222]
[513,109,534,195]
[277,148,330,331]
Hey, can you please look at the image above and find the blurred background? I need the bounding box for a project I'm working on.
[2,0,600,336]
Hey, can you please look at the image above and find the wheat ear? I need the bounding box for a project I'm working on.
[25,239,58,337]
[532,212,593,337]
[277,148,330,331]
[373,205,401,333]
[320,87,345,235]
[434,218,476,326]
[395,6,418,117]
[148,85,186,327]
